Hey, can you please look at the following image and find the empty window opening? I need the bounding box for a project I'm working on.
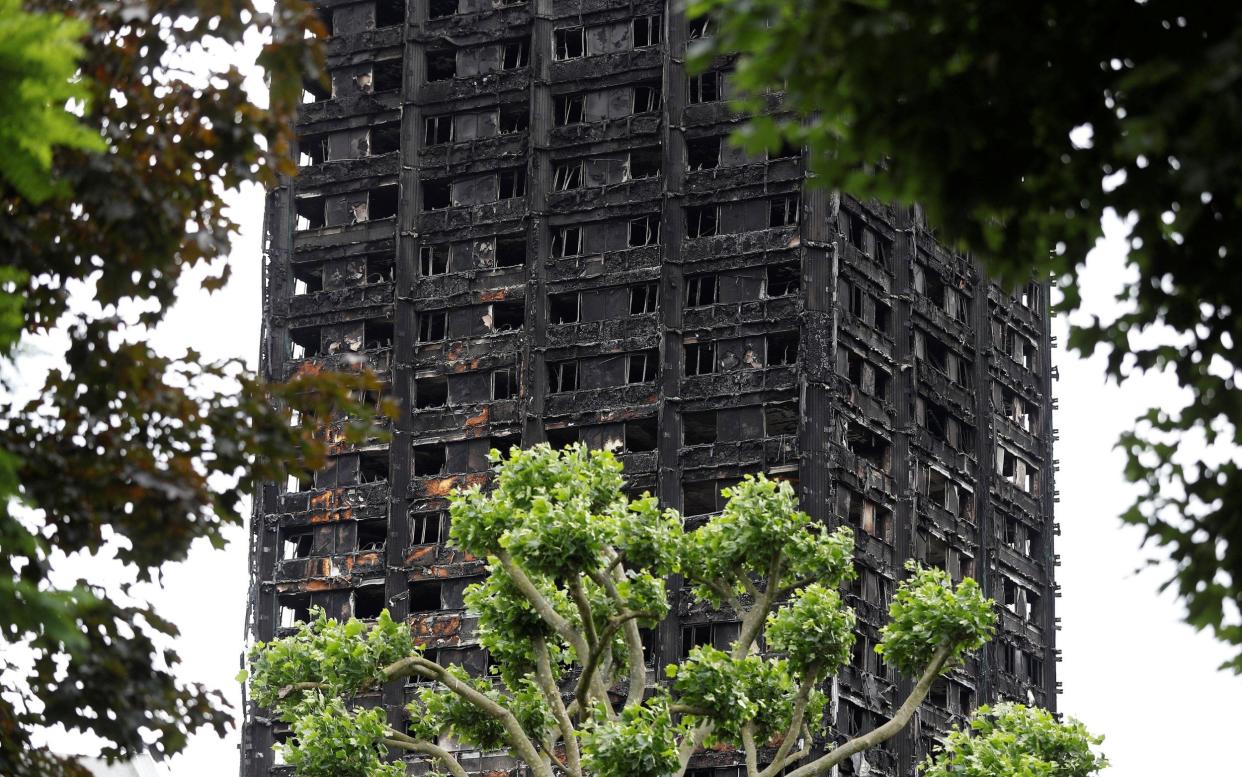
[290,326,321,359]
[686,136,721,170]
[281,530,313,560]
[554,93,584,125]
[549,292,580,324]
[766,331,799,366]
[996,447,1037,493]
[765,401,798,436]
[408,580,443,613]
[841,489,893,542]
[422,179,451,210]
[496,236,526,267]
[424,115,453,145]
[553,160,583,191]
[682,481,725,518]
[628,215,660,247]
[632,14,662,47]
[416,311,447,343]
[419,244,448,275]
[1003,577,1039,621]
[294,195,325,231]
[412,444,446,477]
[356,520,387,552]
[687,14,713,39]
[292,264,323,296]
[501,39,529,69]
[1003,516,1039,557]
[278,594,311,628]
[365,254,394,284]
[553,27,584,60]
[769,140,800,160]
[628,147,661,179]
[680,620,738,658]
[426,47,456,81]
[499,168,527,199]
[299,134,328,166]
[873,297,892,333]
[361,320,392,350]
[428,0,456,17]
[682,411,717,446]
[365,120,399,155]
[685,204,719,238]
[376,0,405,27]
[415,376,448,409]
[632,84,661,113]
[1020,282,1041,310]
[630,283,658,314]
[301,76,330,104]
[488,301,524,332]
[624,418,658,453]
[373,60,402,92]
[358,450,389,484]
[765,262,799,297]
[551,226,582,257]
[998,383,1038,432]
[353,585,385,620]
[492,367,519,399]
[688,71,721,103]
[845,423,890,472]
[685,274,717,307]
[499,104,529,133]
[684,342,715,376]
[409,510,445,545]
[627,350,658,384]
[314,5,334,36]
[545,426,578,450]
[548,361,578,393]
[769,194,800,227]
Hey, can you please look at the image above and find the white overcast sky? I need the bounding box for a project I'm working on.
[21,28,1242,777]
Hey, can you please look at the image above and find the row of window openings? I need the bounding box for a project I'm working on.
[684,263,800,307]
[335,196,794,258]
[291,255,393,295]
[290,320,393,359]
[682,332,799,378]
[552,15,663,60]
[282,501,1039,571]
[299,122,400,166]
[681,402,798,446]
[302,59,403,103]
[294,185,398,231]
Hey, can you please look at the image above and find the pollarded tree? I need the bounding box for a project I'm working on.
[246,444,1104,777]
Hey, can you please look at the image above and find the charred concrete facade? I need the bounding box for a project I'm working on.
[244,3,1060,776]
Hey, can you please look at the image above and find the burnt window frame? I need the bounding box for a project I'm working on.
[416,310,448,343]
[685,204,719,238]
[629,282,659,314]
[548,360,579,393]
[684,341,716,376]
[628,214,661,247]
[688,71,721,103]
[492,367,519,399]
[626,350,659,384]
[550,225,582,257]
[553,26,585,61]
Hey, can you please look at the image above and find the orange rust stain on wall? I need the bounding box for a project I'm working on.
[465,407,490,427]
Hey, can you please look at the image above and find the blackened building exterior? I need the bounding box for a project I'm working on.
[243,2,1059,775]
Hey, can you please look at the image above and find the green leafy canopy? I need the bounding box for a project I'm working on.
[693,0,1242,671]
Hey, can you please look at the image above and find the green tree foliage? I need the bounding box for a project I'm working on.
[691,0,1242,672]
[0,0,392,773]
[0,0,104,202]
[247,445,1104,777]
[921,703,1107,777]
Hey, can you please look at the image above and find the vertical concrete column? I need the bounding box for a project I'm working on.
[526,0,552,443]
